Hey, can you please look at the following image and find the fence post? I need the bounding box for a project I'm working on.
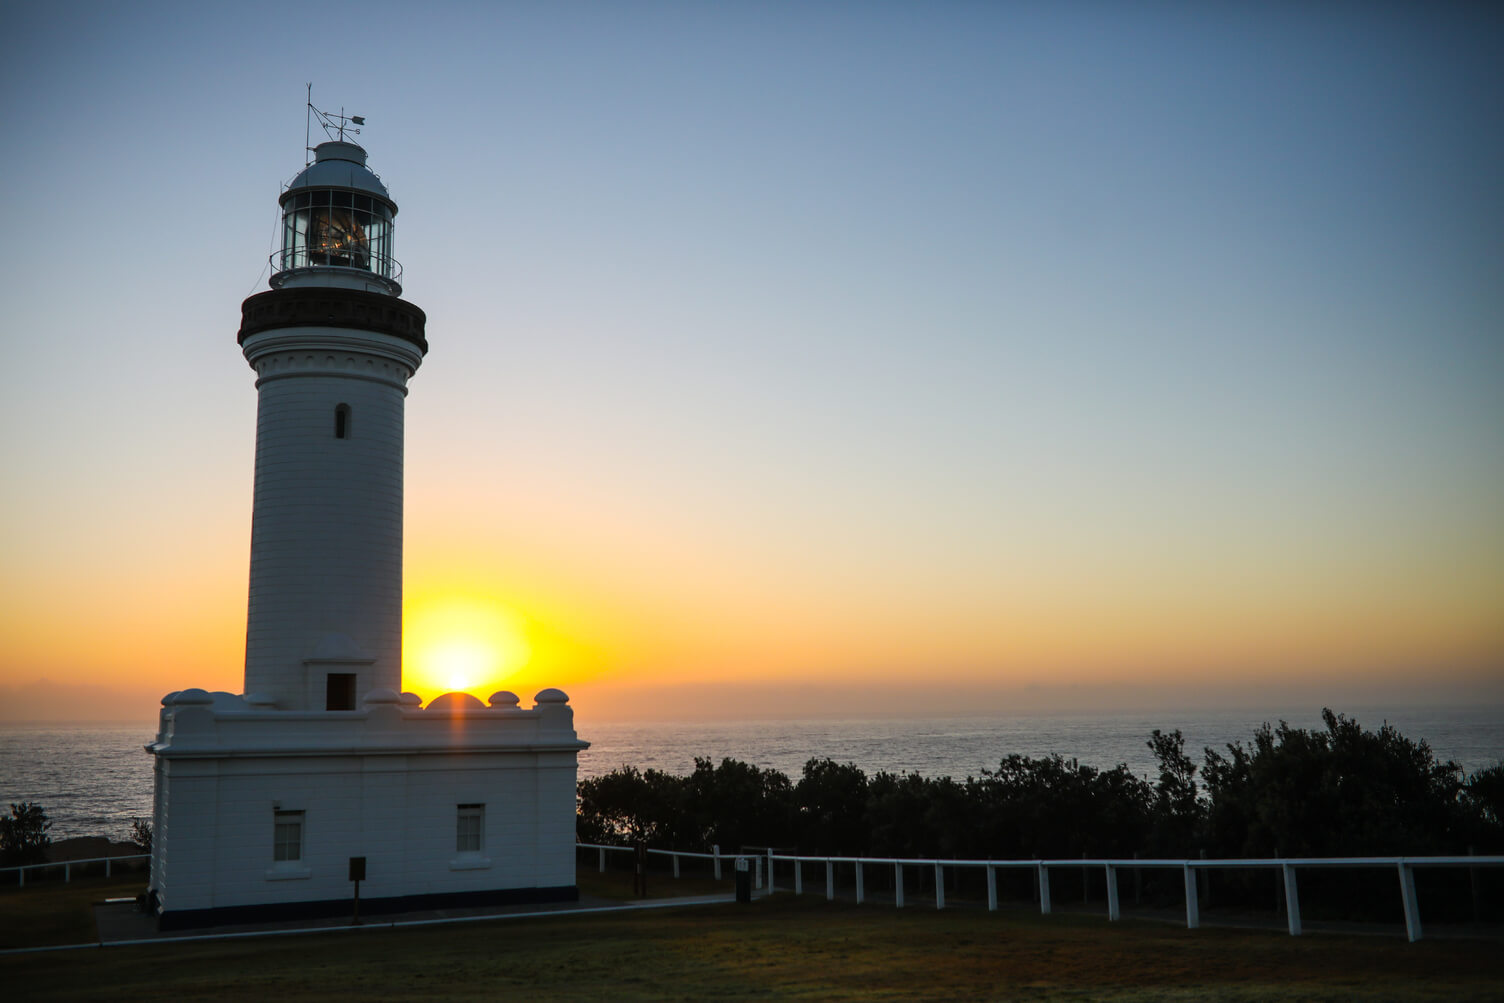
[672,853,681,879]
[986,865,997,912]
[755,855,763,890]
[18,866,24,889]
[855,861,865,904]
[1183,863,1200,929]
[1398,862,1423,943]
[714,844,722,881]
[795,859,803,894]
[106,858,112,878]
[599,847,606,873]
[934,863,945,910]
[826,859,834,901]
[1469,845,1480,923]
[767,849,774,892]
[1106,864,1120,921]
[65,863,71,883]
[1037,863,1051,915]
[1282,864,1301,936]
[895,862,905,909]
[1274,847,1284,917]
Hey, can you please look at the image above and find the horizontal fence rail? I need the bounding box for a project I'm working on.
[1,854,150,888]
[578,842,763,889]
[577,842,1503,943]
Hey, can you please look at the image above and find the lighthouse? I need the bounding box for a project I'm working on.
[239,139,426,710]
[145,118,586,930]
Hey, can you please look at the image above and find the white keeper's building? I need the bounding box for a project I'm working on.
[146,134,586,930]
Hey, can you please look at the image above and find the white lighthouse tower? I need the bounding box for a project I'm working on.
[146,115,586,930]
[239,138,424,711]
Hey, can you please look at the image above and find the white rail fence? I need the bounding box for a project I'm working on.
[12,846,1497,943]
[579,842,764,890]
[1,854,150,888]
[578,842,1502,942]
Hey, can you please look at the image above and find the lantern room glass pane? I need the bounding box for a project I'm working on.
[308,206,369,268]
[279,191,395,279]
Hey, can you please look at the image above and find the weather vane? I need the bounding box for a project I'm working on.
[304,84,366,163]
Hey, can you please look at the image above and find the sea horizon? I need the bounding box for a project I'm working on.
[5,704,1500,842]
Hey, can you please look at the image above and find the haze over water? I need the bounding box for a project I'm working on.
[7,707,1499,840]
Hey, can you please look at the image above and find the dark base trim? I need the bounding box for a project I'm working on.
[156,884,579,931]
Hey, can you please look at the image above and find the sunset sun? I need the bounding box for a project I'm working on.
[403,594,532,701]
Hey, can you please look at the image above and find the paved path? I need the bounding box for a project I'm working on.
[88,890,753,948]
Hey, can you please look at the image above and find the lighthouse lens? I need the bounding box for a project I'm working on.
[279,192,394,278]
[310,208,368,268]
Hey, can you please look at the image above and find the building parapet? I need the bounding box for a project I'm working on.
[148,687,587,759]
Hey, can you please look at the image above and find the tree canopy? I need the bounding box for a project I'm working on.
[577,711,1501,861]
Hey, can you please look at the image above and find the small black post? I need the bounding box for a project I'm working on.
[349,856,366,925]
[735,856,752,904]
[634,842,647,898]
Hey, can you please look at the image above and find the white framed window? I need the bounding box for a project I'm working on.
[456,803,484,854]
[273,810,304,862]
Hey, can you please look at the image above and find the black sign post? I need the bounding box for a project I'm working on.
[349,856,366,925]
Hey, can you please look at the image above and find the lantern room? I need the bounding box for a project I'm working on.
[271,140,402,295]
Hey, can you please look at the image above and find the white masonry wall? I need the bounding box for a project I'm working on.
[149,689,585,920]
[240,328,423,709]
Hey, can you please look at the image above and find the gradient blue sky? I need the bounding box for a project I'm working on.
[2,2,1501,721]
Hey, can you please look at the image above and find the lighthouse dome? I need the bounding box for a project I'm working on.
[284,141,393,203]
[271,140,402,295]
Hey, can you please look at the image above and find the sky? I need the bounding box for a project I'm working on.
[2,2,1501,724]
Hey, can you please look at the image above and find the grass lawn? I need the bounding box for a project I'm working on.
[4,881,1502,1001]
[578,866,732,901]
[0,874,146,949]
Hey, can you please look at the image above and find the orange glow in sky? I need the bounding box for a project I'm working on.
[2,5,1502,725]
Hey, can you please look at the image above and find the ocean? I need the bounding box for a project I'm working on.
[3,706,1499,840]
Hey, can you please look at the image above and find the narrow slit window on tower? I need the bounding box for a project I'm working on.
[334,404,351,439]
[326,672,357,711]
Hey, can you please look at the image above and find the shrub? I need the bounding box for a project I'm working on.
[130,818,153,855]
[1,802,52,866]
